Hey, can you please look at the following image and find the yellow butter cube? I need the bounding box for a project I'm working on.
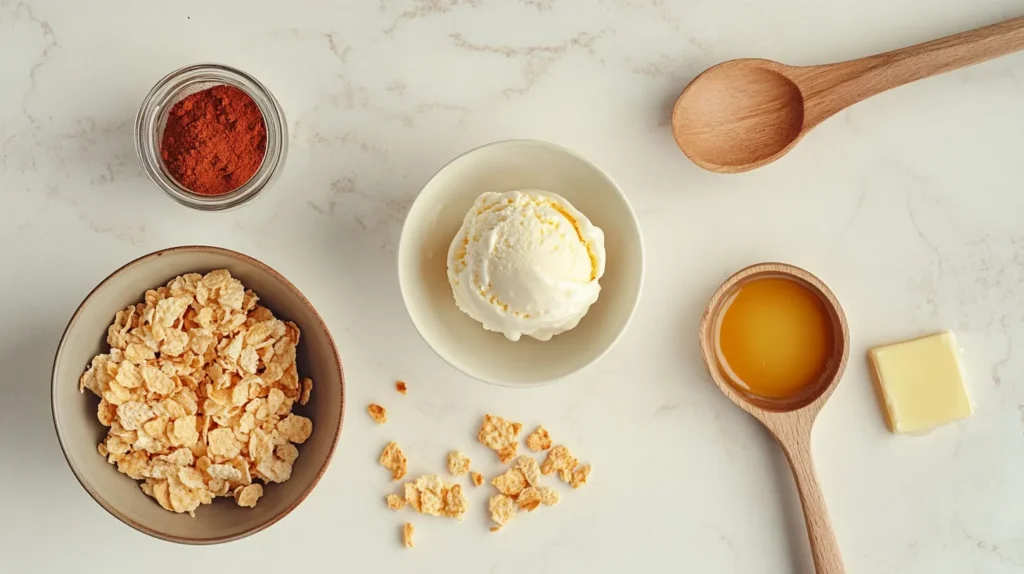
[868,331,973,434]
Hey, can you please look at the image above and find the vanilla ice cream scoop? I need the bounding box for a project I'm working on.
[447,190,606,341]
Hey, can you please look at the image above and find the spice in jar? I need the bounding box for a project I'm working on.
[160,85,267,196]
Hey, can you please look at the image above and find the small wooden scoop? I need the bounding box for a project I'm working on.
[700,263,851,574]
[672,16,1024,173]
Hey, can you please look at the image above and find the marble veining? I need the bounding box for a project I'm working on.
[2,1,1024,572]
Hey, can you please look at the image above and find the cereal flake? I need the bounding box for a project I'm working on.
[234,484,264,508]
[526,426,552,452]
[489,494,517,529]
[447,451,471,476]
[403,523,414,548]
[386,494,407,511]
[443,484,468,520]
[367,403,387,424]
[570,464,591,489]
[379,442,408,481]
[491,468,528,497]
[541,445,579,482]
[517,487,543,511]
[538,486,561,506]
[515,455,541,486]
[477,414,522,464]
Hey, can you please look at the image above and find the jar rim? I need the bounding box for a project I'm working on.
[135,63,287,211]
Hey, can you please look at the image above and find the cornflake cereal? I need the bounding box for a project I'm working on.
[515,455,541,486]
[444,484,469,518]
[489,494,517,531]
[386,493,407,511]
[396,381,408,395]
[470,471,484,487]
[447,451,471,476]
[478,414,522,464]
[570,464,591,489]
[541,445,579,483]
[403,522,415,548]
[525,426,552,452]
[491,467,527,497]
[379,442,407,481]
[368,403,387,424]
[79,270,314,515]
[516,487,543,511]
[537,486,561,506]
[402,474,468,520]
[234,484,264,508]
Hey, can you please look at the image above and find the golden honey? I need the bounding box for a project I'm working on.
[715,276,834,400]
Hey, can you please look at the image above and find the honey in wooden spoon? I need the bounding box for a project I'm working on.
[715,276,834,402]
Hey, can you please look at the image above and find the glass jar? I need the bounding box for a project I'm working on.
[135,63,287,211]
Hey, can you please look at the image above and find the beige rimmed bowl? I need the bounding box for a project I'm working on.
[51,246,344,544]
[398,140,645,387]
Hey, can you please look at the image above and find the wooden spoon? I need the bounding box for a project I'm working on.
[672,16,1024,173]
[699,263,851,573]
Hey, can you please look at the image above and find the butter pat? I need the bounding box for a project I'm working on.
[869,331,973,434]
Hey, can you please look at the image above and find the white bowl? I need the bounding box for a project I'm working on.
[398,140,644,387]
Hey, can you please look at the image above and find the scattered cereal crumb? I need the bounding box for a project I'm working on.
[516,485,560,512]
[491,467,528,497]
[515,455,541,486]
[386,494,407,511]
[443,484,469,519]
[403,522,415,548]
[490,525,501,533]
[470,471,484,487]
[396,381,407,395]
[489,494,517,529]
[570,464,591,489]
[379,441,408,481]
[404,482,421,512]
[541,445,578,482]
[517,487,543,511]
[403,474,468,520]
[447,451,471,476]
[538,486,561,506]
[526,426,552,452]
[368,403,387,424]
[420,489,443,517]
[478,414,522,464]
[415,474,446,516]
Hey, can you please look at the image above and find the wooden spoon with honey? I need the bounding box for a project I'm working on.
[672,16,1024,173]
[700,263,851,574]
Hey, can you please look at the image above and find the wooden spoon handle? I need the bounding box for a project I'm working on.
[803,16,1024,125]
[778,432,846,574]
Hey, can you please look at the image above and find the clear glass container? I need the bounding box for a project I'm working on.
[135,63,287,211]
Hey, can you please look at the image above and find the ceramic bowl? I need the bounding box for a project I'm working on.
[398,140,644,387]
[51,246,344,544]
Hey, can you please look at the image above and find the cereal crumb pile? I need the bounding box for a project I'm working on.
[376,411,591,546]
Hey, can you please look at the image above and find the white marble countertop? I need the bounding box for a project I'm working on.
[3,1,1024,572]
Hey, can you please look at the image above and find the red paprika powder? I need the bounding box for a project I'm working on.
[160,85,267,196]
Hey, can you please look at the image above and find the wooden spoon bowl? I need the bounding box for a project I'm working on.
[673,60,806,172]
[700,263,850,573]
